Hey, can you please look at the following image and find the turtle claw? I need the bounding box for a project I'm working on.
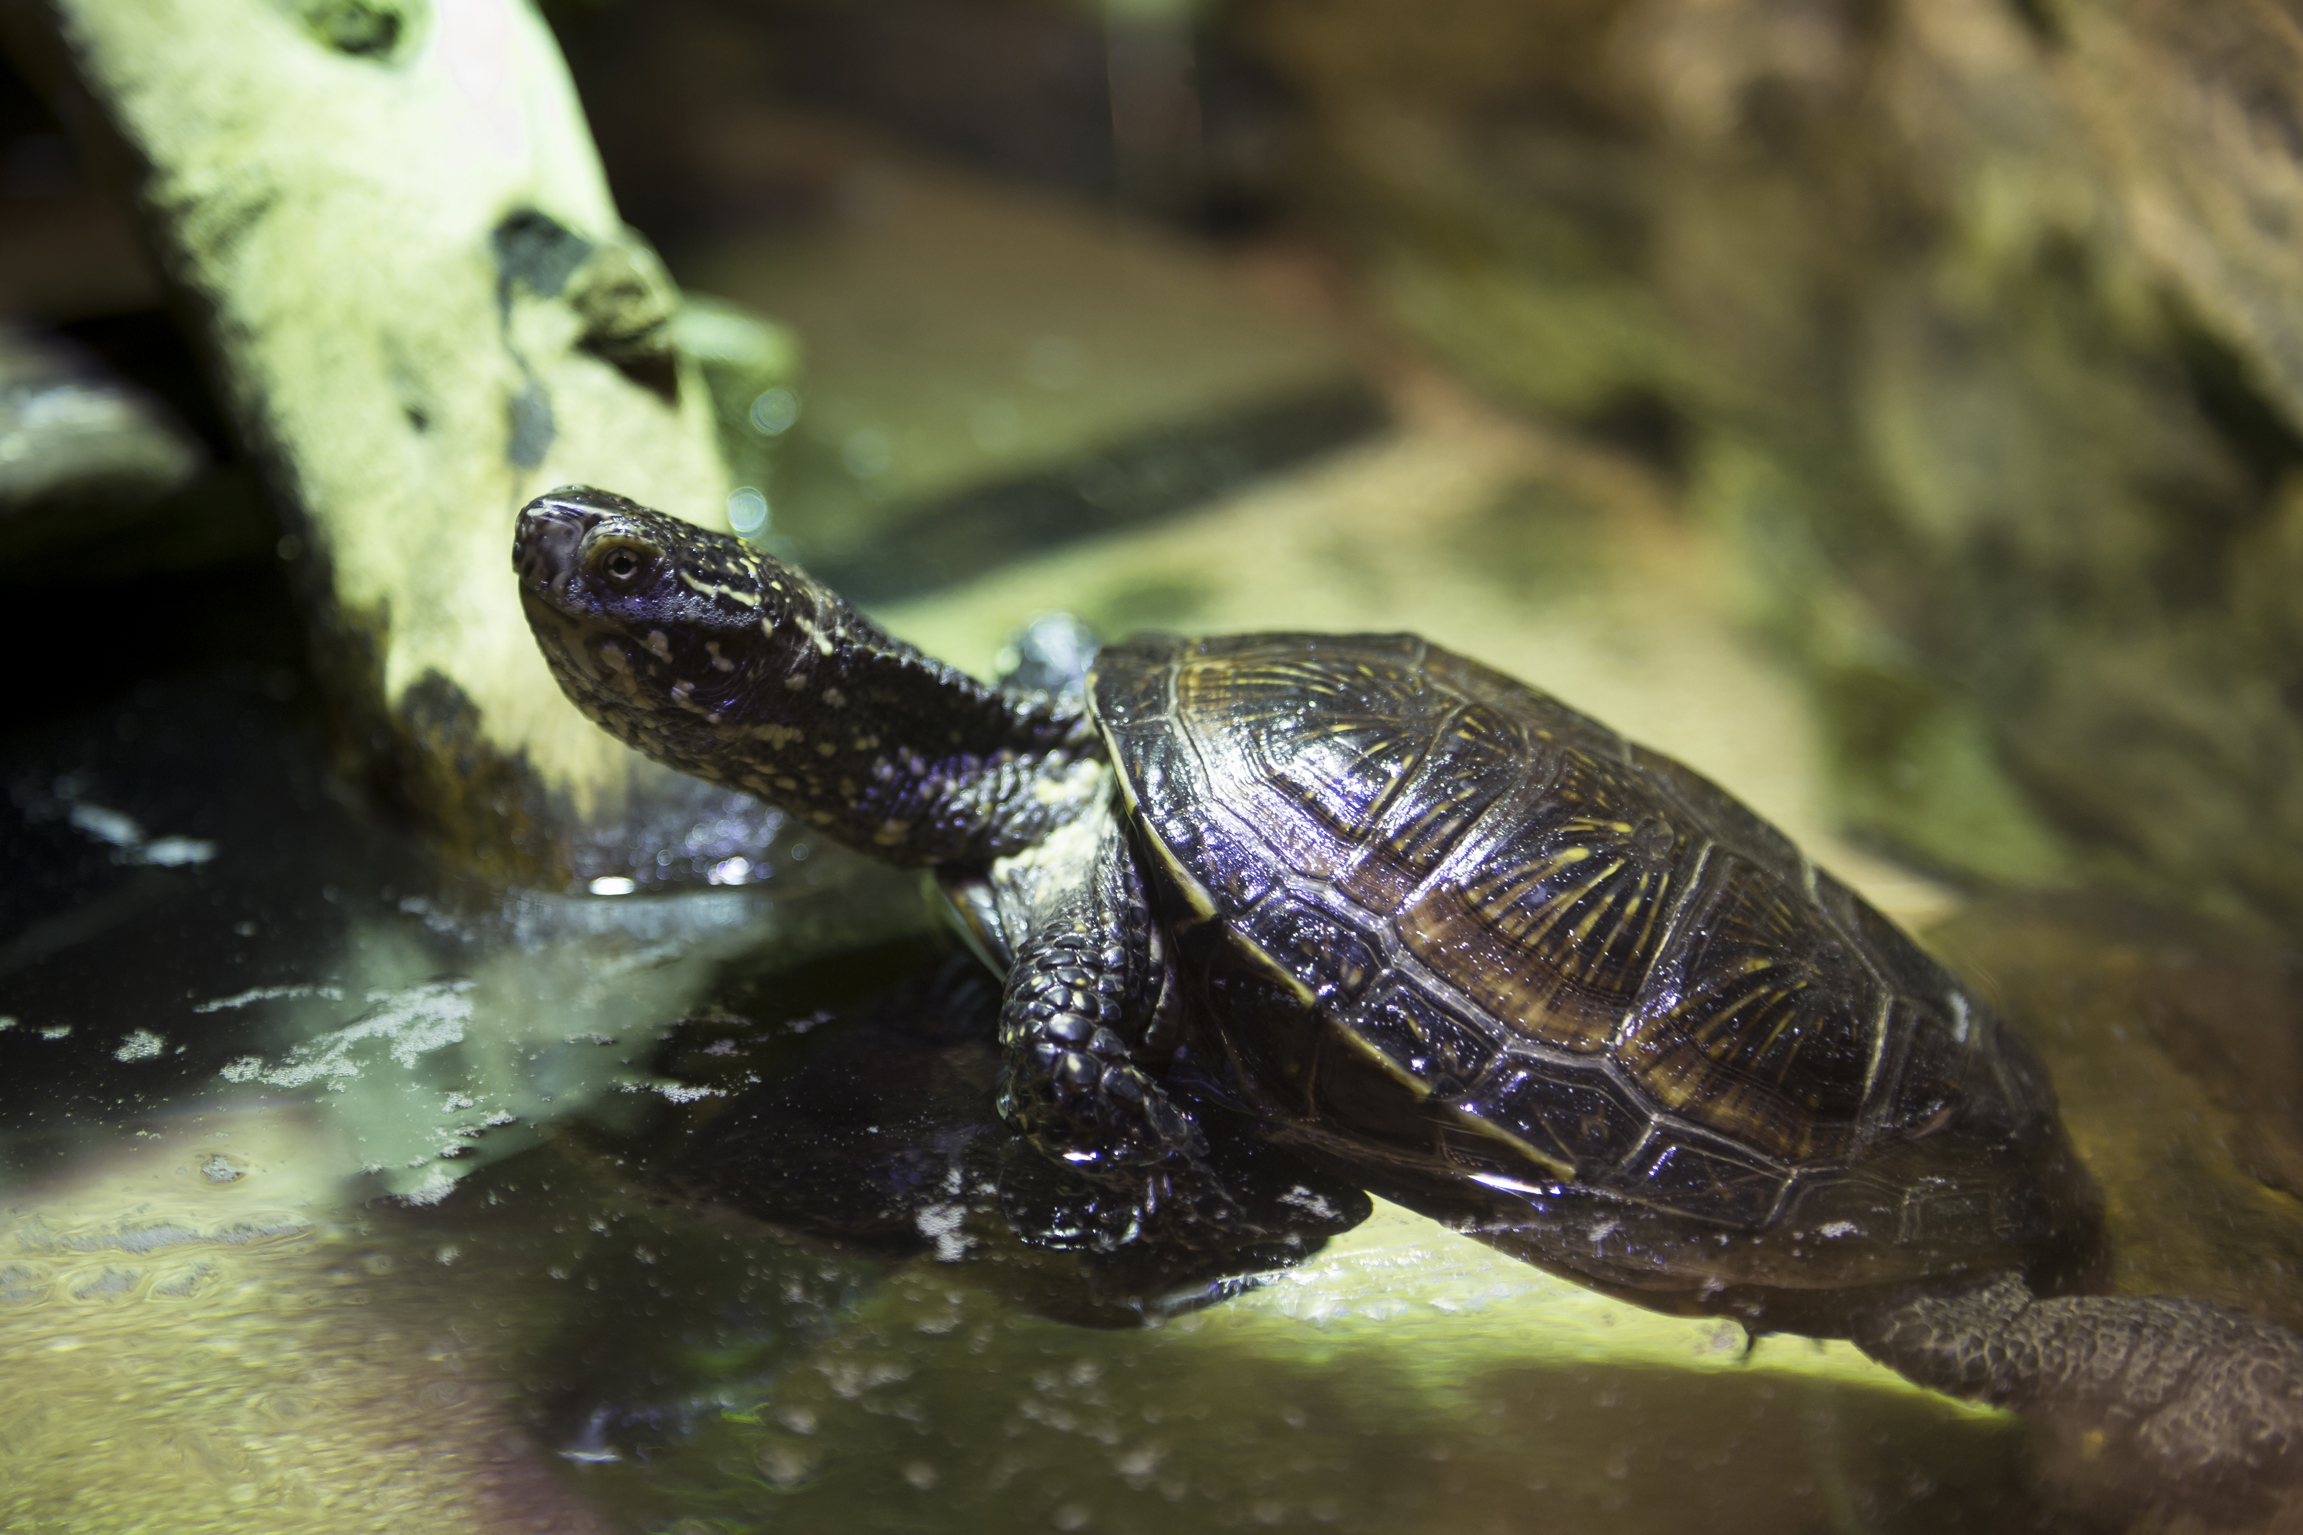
[999,1052,1206,1171]
[995,829,1206,1172]
[996,1120,1370,1272]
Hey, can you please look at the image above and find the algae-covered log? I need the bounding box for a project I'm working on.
[2,0,743,885]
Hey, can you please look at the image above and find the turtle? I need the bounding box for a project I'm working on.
[513,485,2303,1515]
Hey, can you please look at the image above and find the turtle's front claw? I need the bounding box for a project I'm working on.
[1000,1052,1206,1170]
[995,843,1204,1171]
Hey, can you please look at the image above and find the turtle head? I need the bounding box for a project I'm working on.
[513,484,821,776]
[515,485,1099,866]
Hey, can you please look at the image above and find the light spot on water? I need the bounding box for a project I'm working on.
[588,876,637,896]
[758,1441,819,1490]
[68,801,141,848]
[728,484,771,535]
[62,798,215,866]
[748,388,799,436]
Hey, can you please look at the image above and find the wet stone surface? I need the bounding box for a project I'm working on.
[0,549,2081,1535]
[11,362,2256,1532]
[1928,893,2303,1334]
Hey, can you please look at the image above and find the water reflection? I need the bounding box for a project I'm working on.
[0,666,2078,1530]
[0,1104,619,1534]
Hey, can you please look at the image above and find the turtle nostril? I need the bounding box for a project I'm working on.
[514,505,587,594]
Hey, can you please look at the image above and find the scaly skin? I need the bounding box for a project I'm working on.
[1856,1275,2303,1516]
[992,815,1201,1170]
[513,486,1102,869]
[514,485,1204,1181]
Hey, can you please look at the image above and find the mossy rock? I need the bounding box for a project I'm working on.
[1928,890,2303,1332]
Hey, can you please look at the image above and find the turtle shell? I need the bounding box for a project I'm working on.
[1091,632,2093,1307]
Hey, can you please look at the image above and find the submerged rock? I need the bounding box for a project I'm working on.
[1928,891,2303,1527]
[1929,891,2303,1333]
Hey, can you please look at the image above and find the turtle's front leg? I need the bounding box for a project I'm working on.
[994,820,1201,1171]
[1856,1275,2303,1517]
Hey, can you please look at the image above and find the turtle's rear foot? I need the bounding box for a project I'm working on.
[1856,1275,2303,1525]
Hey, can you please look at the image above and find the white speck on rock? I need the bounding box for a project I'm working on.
[915,1202,974,1262]
[1278,1186,1338,1220]
[65,801,216,865]
[68,801,142,848]
[215,979,474,1088]
[619,1081,721,1103]
[399,1167,458,1206]
[193,984,343,1014]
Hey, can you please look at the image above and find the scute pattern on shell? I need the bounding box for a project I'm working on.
[1093,631,2024,1240]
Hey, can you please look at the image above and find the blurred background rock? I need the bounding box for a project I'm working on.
[14,0,2296,933]
[1232,0,2303,940]
[549,0,2303,938]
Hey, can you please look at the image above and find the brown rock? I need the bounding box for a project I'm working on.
[1241,0,2303,935]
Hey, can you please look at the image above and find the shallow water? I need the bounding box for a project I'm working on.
[0,420,2116,1534]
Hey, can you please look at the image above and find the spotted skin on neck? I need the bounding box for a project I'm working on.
[514,486,1104,869]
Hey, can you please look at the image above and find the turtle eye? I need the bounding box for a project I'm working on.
[589,539,658,590]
